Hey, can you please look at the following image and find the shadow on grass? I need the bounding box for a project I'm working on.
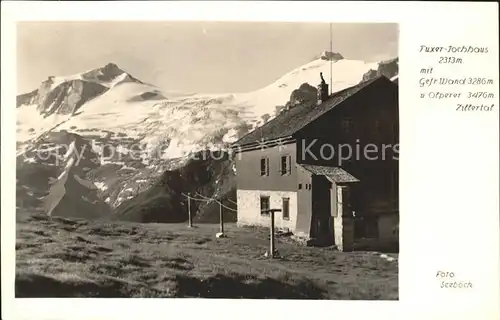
[15,273,136,298]
[16,272,327,299]
[175,274,326,299]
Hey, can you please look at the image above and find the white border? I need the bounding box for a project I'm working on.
[2,2,499,320]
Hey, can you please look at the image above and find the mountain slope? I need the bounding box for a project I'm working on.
[16,53,398,221]
[234,57,379,118]
[17,131,111,219]
[114,150,236,223]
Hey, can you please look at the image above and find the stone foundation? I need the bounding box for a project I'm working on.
[236,189,297,231]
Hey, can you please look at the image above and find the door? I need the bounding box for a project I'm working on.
[311,176,333,242]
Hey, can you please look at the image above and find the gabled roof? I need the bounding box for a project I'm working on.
[233,76,394,147]
[299,164,359,183]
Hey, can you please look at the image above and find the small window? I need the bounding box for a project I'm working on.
[260,157,269,176]
[280,155,291,175]
[260,196,270,215]
[298,183,302,190]
[342,118,354,133]
[282,198,290,220]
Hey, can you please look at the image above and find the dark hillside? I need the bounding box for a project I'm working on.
[114,151,237,223]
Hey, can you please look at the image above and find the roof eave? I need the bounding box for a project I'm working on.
[231,135,295,153]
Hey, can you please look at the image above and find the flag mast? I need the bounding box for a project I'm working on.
[329,22,333,95]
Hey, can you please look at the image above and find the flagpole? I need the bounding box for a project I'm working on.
[329,23,333,95]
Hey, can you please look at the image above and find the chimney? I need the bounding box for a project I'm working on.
[317,72,329,105]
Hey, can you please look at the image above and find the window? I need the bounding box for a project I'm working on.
[341,118,354,133]
[298,183,302,190]
[260,196,270,215]
[282,198,290,220]
[280,155,291,175]
[260,157,269,176]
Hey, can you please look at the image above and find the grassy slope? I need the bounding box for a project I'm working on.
[16,213,398,299]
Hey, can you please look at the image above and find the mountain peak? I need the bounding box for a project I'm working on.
[102,62,124,73]
[79,62,133,85]
[83,62,126,78]
[319,51,344,61]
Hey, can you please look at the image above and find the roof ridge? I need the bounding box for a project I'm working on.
[294,76,382,132]
[232,75,395,148]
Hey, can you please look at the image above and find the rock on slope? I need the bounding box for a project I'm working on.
[39,80,109,117]
[17,131,111,219]
[361,57,399,83]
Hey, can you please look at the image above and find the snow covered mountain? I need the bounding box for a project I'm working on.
[16,52,398,221]
[17,55,384,156]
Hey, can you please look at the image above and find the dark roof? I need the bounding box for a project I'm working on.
[299,164,359,183]
[233,76,392,147]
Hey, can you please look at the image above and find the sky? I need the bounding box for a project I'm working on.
[17,22,398,94]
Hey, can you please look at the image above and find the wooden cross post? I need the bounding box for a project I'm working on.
[263,209,281,258]
[270,210,275,256]
[187,193,193,228]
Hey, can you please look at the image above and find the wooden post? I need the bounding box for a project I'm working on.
[270,210,275,258]
[219,201,224,234]
[187,193,193,228]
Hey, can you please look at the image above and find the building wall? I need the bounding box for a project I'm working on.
[377,213,399,239]
[234,143,297,192]
[236,189,297,231]
[294,79,399,216]
[295,165,313,237]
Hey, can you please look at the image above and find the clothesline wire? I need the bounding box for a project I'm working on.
[180,192,237,212]
[195,192,237,212]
